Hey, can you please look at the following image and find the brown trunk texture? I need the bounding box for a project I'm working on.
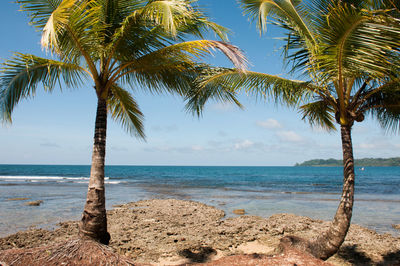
[79,97,110,244]
[310,125,355,259]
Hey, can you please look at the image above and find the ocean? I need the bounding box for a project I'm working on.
[0,165,399,237]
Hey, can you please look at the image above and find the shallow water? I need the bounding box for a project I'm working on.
[0,165,399,237]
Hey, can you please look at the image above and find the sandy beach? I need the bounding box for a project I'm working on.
[1,199,399,265]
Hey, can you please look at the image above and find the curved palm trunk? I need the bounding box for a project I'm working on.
[79,97,110,245]
[310,125,355,259]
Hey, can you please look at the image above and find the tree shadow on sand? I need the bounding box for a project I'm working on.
[337,245,400,266]
[178,246,217,263]
[336,245,374,265]
[378,250,400,266]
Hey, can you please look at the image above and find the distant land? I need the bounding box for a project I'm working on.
[295,157,400,167]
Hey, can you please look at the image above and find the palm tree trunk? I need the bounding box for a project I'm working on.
[310,124,355,259]
[79,97,110,244]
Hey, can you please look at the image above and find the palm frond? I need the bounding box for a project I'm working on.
[107,13,172,62]
[121,60,199,96]
[136,0,195,36]
[185,66,243,116]
[50,1,105,61]
[363,82,400,132]
[135,40,247,71]
[17,0,63,29]
[240,0,316,46]
[0,53,88,122]
[300,100,336,131]
[317,3,400,81]
[110,39,248,90]
[108,85,145,139]
[199,69,312,107]
[40,0,75,51]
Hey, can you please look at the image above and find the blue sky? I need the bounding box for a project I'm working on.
[0,0,398,166]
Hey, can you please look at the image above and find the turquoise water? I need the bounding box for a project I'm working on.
[0,165,399,237]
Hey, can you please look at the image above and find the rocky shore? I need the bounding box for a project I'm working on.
[1,199,400,265]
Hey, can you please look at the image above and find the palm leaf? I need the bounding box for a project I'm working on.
[121,60,199,96]
[300,99,336,131]
[17,0,63,29]
[107,85,145,138]
[184,66,243,116]
[0,53,87,122]
[240,0,316,46]
[120,40,247,75]
[199,69,311,106]
[317,2,400,81]
[136,0,195,36]
[109,39,248,93]
[363,82,400,132]
[40,0,76,51]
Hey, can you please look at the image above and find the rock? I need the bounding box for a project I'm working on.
[233,209,245,215]
[392,224,400,230]
[2,199,400,265]
[25,200,43,206]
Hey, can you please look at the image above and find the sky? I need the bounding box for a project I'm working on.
[0,0,398,166]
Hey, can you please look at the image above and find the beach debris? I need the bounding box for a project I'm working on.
[6,198,30,201]
[233,209,245,215]
[0,238,138,266]
[24,200,43,206]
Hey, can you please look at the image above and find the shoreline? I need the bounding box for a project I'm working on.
[1,190,400,238]
[1,199,400,265]
[1,165,399,239]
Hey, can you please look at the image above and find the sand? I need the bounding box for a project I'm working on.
[1,199,400,265]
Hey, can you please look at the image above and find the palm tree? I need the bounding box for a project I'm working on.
[194,0,400,259]
[0,0,246,244]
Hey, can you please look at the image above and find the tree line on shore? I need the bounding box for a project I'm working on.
[296,157,400,167]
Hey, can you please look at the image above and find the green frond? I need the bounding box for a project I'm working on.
[300,100,336,131]
[374,109,400,133]
[110,39,248,93]
[179,19,229,41]
[51,1,106,60]
[240,0,400,132]
[17,0,63,29]
[136,40,248,71]
[40,0,76,51]
[136,0,230,41]
[185,67,243,116]
[363,82,400,132]
[240,0,316,46]
[137,0,195,36]
[121,61,199,96]
[0,53,88,122]
[108,85,145,139]
[317,2,400,82]
[200,69,311,107]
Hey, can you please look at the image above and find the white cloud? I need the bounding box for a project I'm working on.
[256,118,283,129]
[310,126,330,133]
[191,145,203,151]
[277,130,303,143]
[234,139,254,150]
